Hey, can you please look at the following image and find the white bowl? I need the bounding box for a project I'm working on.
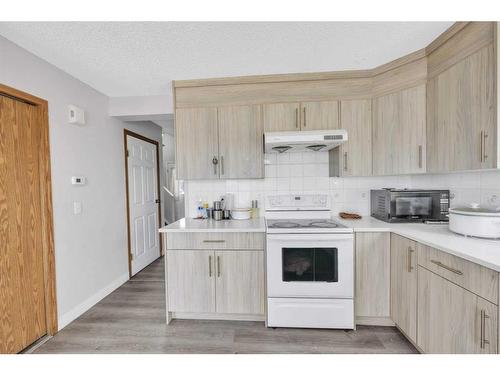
[231,208,251,220]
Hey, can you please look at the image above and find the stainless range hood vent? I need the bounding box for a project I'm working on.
[264,130,348,153]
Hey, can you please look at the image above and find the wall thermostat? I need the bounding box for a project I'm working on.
[71,176,86,185]
[68,105,85,125]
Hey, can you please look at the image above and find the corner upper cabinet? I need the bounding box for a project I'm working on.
[427,42,496,172]
[372,85,426,175]
[218,105,264,179]
[263,102,300,132]
[339,99,372,176]
[175,107,220,180]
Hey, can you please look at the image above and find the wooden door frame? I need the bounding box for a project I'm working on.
[0,83,58,336]
[123,129,163,278]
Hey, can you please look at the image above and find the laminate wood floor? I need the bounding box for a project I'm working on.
[34,257,418,354]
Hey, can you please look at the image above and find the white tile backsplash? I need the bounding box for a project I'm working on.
[184,151,500,218]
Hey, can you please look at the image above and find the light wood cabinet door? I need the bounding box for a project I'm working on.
[390,234,418,342]
[301,100,339,130]
[218,105,264,179]
[417,266,498,354]
[175,107,219,180]
[427,44,495,172]
[340,100,372,176]
[215,250,265,315]
[373,85,426,176]
[355,232,390,321]
[167,250,216,313]
[263,102,300,132]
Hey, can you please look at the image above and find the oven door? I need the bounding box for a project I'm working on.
[266,233,353,298]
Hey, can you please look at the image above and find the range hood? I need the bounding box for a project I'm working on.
[264,130,348,153]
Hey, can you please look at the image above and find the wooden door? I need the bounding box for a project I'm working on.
[372,91,399,175]
[417,266,498,353]
[263,102,300,132]
[217,105,264,179]
[126,134,160,276]
[301,100,339,130]
[167,250,215,313]
[355,232,390,321]
[340,100,372,176]
[175,107,219,180]
[399,85,426,174]
[215,250,265,315]
[0,96,47,353]
[390,234,417,342]
[427,45,495,172]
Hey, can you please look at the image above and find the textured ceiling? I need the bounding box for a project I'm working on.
[0,22,453,97]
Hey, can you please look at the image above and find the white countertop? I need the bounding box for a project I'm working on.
[336,216,500,272]
[159,217,266,233]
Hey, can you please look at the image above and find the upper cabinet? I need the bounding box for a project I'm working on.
[176,107,219,180]
[427,31,496,172]
[263,100,339,132]
[372,85,426,176]
[176,105,264,180]
[339,99,372,176]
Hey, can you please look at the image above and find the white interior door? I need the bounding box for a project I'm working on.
[127,135,160,276]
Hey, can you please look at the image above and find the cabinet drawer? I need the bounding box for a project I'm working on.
[417,243,498,304]
[166,232,265,250]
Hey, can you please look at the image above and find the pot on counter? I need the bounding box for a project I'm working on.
[449,203,500,239]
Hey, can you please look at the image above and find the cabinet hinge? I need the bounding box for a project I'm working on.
[126,149,130,157]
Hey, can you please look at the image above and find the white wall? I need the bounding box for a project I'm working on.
[0,36,162,329]
[184,151,500,218]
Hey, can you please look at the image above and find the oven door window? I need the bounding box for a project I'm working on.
[282,248,338,282]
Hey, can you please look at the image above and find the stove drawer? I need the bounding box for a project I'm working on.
[166,232,265,250]
[267,297,354,329]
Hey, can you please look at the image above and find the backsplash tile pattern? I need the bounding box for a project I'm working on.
[185,152,500,218]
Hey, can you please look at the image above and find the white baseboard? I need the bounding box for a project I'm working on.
[57,273,129,330]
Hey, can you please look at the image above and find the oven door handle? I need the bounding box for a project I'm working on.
[266,234,354,242]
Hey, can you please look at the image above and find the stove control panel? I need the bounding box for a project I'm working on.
[266,194,330,211]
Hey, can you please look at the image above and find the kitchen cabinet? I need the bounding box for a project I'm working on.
[218,105,264,179]
[427,44,496,172]
[215,250,265,315]
[167,250,216,313]
[339,99,372,176]
[372,85,426,175]
[176,105,264,180]
[263,101,338,132]
[175,107,219,180]
[355,232,390,324]
[417,266,498,354]
[390,234,418,343]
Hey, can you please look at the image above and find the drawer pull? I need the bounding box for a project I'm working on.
[480,309,490,349]
[203,240,226,243]
[430,260,463,275]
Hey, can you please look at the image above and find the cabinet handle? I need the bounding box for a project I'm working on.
[343,151,348,172]
[480,131,484,162]
[295,108,299,129]
[212,156,219,175]
[480,309,490,349]
[407,247,415,272]
[481,131,488,162]
[217,256,221,277]
[430,260,463,275]
[303,107,306,128]
[203,240,226,243]
[208,255,212,277]
[418,145,423,168]
[221,155,224,175]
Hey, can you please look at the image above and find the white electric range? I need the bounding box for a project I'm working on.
[265,194,354,329]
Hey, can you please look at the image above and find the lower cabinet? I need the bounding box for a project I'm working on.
[417,266,498,354]
[390,234,418,343]
[167,249,264,316]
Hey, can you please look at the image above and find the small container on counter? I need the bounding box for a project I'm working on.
[213,210,223,221]
[213,201,223,211]
[223,209,231,220]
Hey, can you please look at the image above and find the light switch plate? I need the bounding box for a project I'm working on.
[73,201,82,215]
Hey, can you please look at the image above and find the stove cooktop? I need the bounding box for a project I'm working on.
[266,219,351,233]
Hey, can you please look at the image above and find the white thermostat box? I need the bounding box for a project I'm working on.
[71,176,86,185]
[68,105,85,125]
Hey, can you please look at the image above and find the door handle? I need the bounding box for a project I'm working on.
[208,255,212,277]
[303,107,306,128]
[343,151,348,172]
[217,256,221,277]
[407,247,414,272]
[418,145,423,168]
[295,107,299,129]
[480,309,490,349]
[212,156,218,175]
[480,131,488,163]
[155,199,160,204]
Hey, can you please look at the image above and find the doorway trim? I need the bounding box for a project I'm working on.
[123,129,163,278]
[0,83,58,335]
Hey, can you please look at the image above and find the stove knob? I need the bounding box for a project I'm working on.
[319,196,327,204]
